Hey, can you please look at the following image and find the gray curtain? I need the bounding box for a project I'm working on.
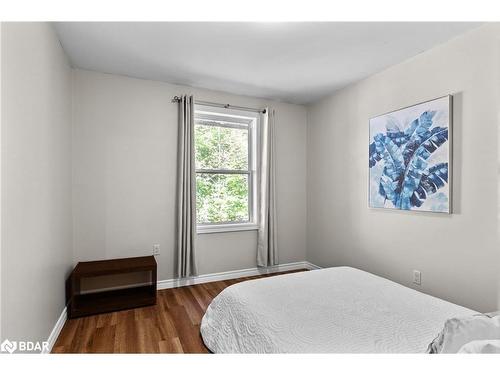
[257,108,278,267]
[176,95,198,277]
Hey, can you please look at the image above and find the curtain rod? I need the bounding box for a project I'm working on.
[171,96,266,114]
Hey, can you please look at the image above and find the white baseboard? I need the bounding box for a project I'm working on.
[306,261,321,270]
[45,261,321,352]
[157,261,320,290]
[44,306,67,354]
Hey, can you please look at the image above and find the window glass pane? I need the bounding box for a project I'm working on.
[195,123,248,170]
[196,173,249,224]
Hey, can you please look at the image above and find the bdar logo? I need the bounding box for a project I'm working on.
[1,339,17,354]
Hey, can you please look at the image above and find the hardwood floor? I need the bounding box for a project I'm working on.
[52,269,307,353]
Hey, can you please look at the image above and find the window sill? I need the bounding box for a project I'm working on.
[197,223,259,234]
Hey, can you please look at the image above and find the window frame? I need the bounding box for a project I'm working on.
[194,105,259,234]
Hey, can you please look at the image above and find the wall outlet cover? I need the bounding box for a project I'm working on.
[153,244,160,256]
[413,270,421,285]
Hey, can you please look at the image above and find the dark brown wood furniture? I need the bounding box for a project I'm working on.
[66,256,157,319]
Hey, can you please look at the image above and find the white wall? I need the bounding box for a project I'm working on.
[72,69,308,281]
[307,24,500,312]
[1,23,73,342]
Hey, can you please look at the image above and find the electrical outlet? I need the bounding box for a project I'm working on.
[413,270,421,285]
[153,244,160,256]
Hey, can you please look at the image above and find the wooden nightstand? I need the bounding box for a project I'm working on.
[66,256,157,318]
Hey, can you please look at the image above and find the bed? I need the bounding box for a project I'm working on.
[200,267,476,353]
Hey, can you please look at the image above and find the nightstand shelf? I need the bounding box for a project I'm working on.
[66,256,157,319]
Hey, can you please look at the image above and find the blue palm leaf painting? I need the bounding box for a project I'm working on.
[369,96,451,213]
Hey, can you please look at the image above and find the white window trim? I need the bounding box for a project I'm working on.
[194,105,260,234]
[197,223,259,234]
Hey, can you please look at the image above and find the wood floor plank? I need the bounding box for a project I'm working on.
[51,345,66,353]
[163,288,182,309]
[213,281,229,292]
[172,287,204,325]
[170,337,184,353]
[92,325,116,353]
[71,316,97,353]
[199,281,221,298]
[189,284,212,311]
[53,318,79,348]
[159,337,184,353]
[137,318,160,353]
[53,269,307,353]
[168,305,207,353]
[113,322,128,353]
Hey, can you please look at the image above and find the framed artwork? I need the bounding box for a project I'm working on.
[369,95,452,213]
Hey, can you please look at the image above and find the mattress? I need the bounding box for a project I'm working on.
[200,266,476,353]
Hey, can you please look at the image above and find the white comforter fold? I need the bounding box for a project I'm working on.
[200,267,476,353]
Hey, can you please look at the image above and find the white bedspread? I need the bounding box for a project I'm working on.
[200,267,476,353]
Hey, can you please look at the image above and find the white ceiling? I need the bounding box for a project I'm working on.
[54,22,480,104]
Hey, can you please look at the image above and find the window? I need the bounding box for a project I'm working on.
[194,106,258,233]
